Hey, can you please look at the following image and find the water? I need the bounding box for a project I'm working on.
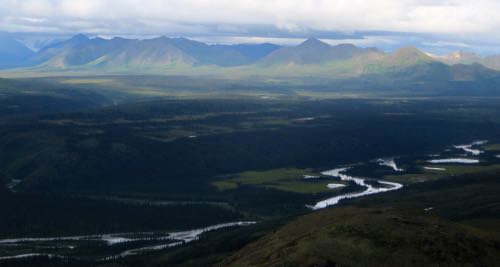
[303,175,320,179]
[452,140,488,155]
[0,221,256,261]
[424,167,446,171]
[377,158,404,171]
[326,183,345,189]
[428,158,479,164]
[308,168,403,210]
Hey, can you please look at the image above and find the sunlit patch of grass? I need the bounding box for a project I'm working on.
[237,168,315,184]
[211,168,335,193]
[384,173,442,184]
[211,180,239,191]
[385,164,500,184]
[484,143,500,151]
[266,182,335,194]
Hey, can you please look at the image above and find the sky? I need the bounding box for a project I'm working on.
[1,0,500,54]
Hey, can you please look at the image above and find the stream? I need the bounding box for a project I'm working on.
[308,167,403,210]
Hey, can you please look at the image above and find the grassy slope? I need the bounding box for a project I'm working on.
[221,207,499,267]
[220,171,500,267]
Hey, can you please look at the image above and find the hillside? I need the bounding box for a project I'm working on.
[221,206,500,267]
[221,170,500,267]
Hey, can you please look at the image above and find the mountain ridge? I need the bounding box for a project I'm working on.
[258,37,383,65]
[430,50,500,71]
[2,34,500,81]
[25,35,283,68]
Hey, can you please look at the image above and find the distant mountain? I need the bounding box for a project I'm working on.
[431,50,500,71]
[259,37,382,65]
[16,36,67,52]
[25,35,282,68]
[29,35,195,68]
[214,43,281,62]
[167,38,246,66]
[0,33,35,69]
[385,46,434,66]
[379,61,500,85]
[436,51,483,65]
[449,63,500,81]
[2,34,500,82]
[101,37,196,67]
[483,55,500,70]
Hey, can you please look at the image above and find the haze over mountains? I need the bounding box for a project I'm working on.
[258,37,381,65]
[2,33,500,79]
[9,34,283,69]
[432,50,500,71]
[0,33,35,68]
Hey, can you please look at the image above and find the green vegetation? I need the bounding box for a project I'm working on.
[218,169,500,267]
[1,76,500,266]
[222,207,500,267]
[212,168,335,194]
[385,164,500,184]
[8,168,495,267]
[485,143,500,151]
[0,192,242,238]
[367,171,500,233]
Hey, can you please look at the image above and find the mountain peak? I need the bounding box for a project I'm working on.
[63,34,91,47]
[394,46,421,54]
[69,34,90,42]
[150,36,172,42]
[389,46,433,65]
[299,38,330,48]
[392,46,429,58]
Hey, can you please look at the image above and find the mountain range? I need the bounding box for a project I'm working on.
[2,34,500,79]
[22,34,282,68]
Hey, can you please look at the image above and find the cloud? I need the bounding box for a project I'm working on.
[1,0,499,34]
[422,41,471,48]
[1,0,500,53]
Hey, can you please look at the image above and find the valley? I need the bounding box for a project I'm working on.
[0,76,499,265]
[2,2,500,266]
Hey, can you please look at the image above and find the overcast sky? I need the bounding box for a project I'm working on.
[2,0,500,54]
